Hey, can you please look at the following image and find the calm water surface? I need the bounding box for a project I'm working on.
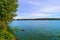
[10,20,60,40]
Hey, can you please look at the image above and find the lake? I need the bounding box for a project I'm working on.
[10,20,60,40]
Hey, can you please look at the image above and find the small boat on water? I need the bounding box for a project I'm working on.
[20,29,25,31]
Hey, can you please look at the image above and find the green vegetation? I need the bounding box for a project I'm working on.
[0,0,18,40]
[0,30,16,40]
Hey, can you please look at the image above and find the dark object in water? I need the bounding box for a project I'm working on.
[20,29,25,31]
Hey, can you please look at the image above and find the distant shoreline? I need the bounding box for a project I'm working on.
[14,18,60,20]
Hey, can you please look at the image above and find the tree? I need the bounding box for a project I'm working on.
[0,0,18,29]
[0,0,18,40]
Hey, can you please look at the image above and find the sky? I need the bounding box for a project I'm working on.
[15,0,60,19]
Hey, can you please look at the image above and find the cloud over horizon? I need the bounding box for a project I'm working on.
[16,0,60,18]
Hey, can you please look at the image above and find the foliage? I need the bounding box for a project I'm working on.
[0,0,18,22]
[0,0,18,40]
[0,30,16,40]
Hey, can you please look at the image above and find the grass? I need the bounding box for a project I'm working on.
[0,30,16,40]
[0,26,18,40]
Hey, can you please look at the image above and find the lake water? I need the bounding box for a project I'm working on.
[10,20,60,40]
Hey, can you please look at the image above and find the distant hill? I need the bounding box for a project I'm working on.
[14,18,60,20]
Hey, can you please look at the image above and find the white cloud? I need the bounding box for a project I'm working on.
[29,13,56,17]
[30,13,49,16]
[14,13,58,19]
[16,0,60,18]
[23,0,60,13]
[41,6,60,13]
[25,0,45,6]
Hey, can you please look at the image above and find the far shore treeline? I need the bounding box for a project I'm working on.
[14,18,60,20]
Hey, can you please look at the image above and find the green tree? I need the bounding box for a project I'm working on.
[0,0,18,40]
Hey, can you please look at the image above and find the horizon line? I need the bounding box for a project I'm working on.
[13,18,60,20]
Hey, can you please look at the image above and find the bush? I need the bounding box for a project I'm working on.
[0,30,16,40]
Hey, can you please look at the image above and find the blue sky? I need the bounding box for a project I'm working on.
[15,0,60,19]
